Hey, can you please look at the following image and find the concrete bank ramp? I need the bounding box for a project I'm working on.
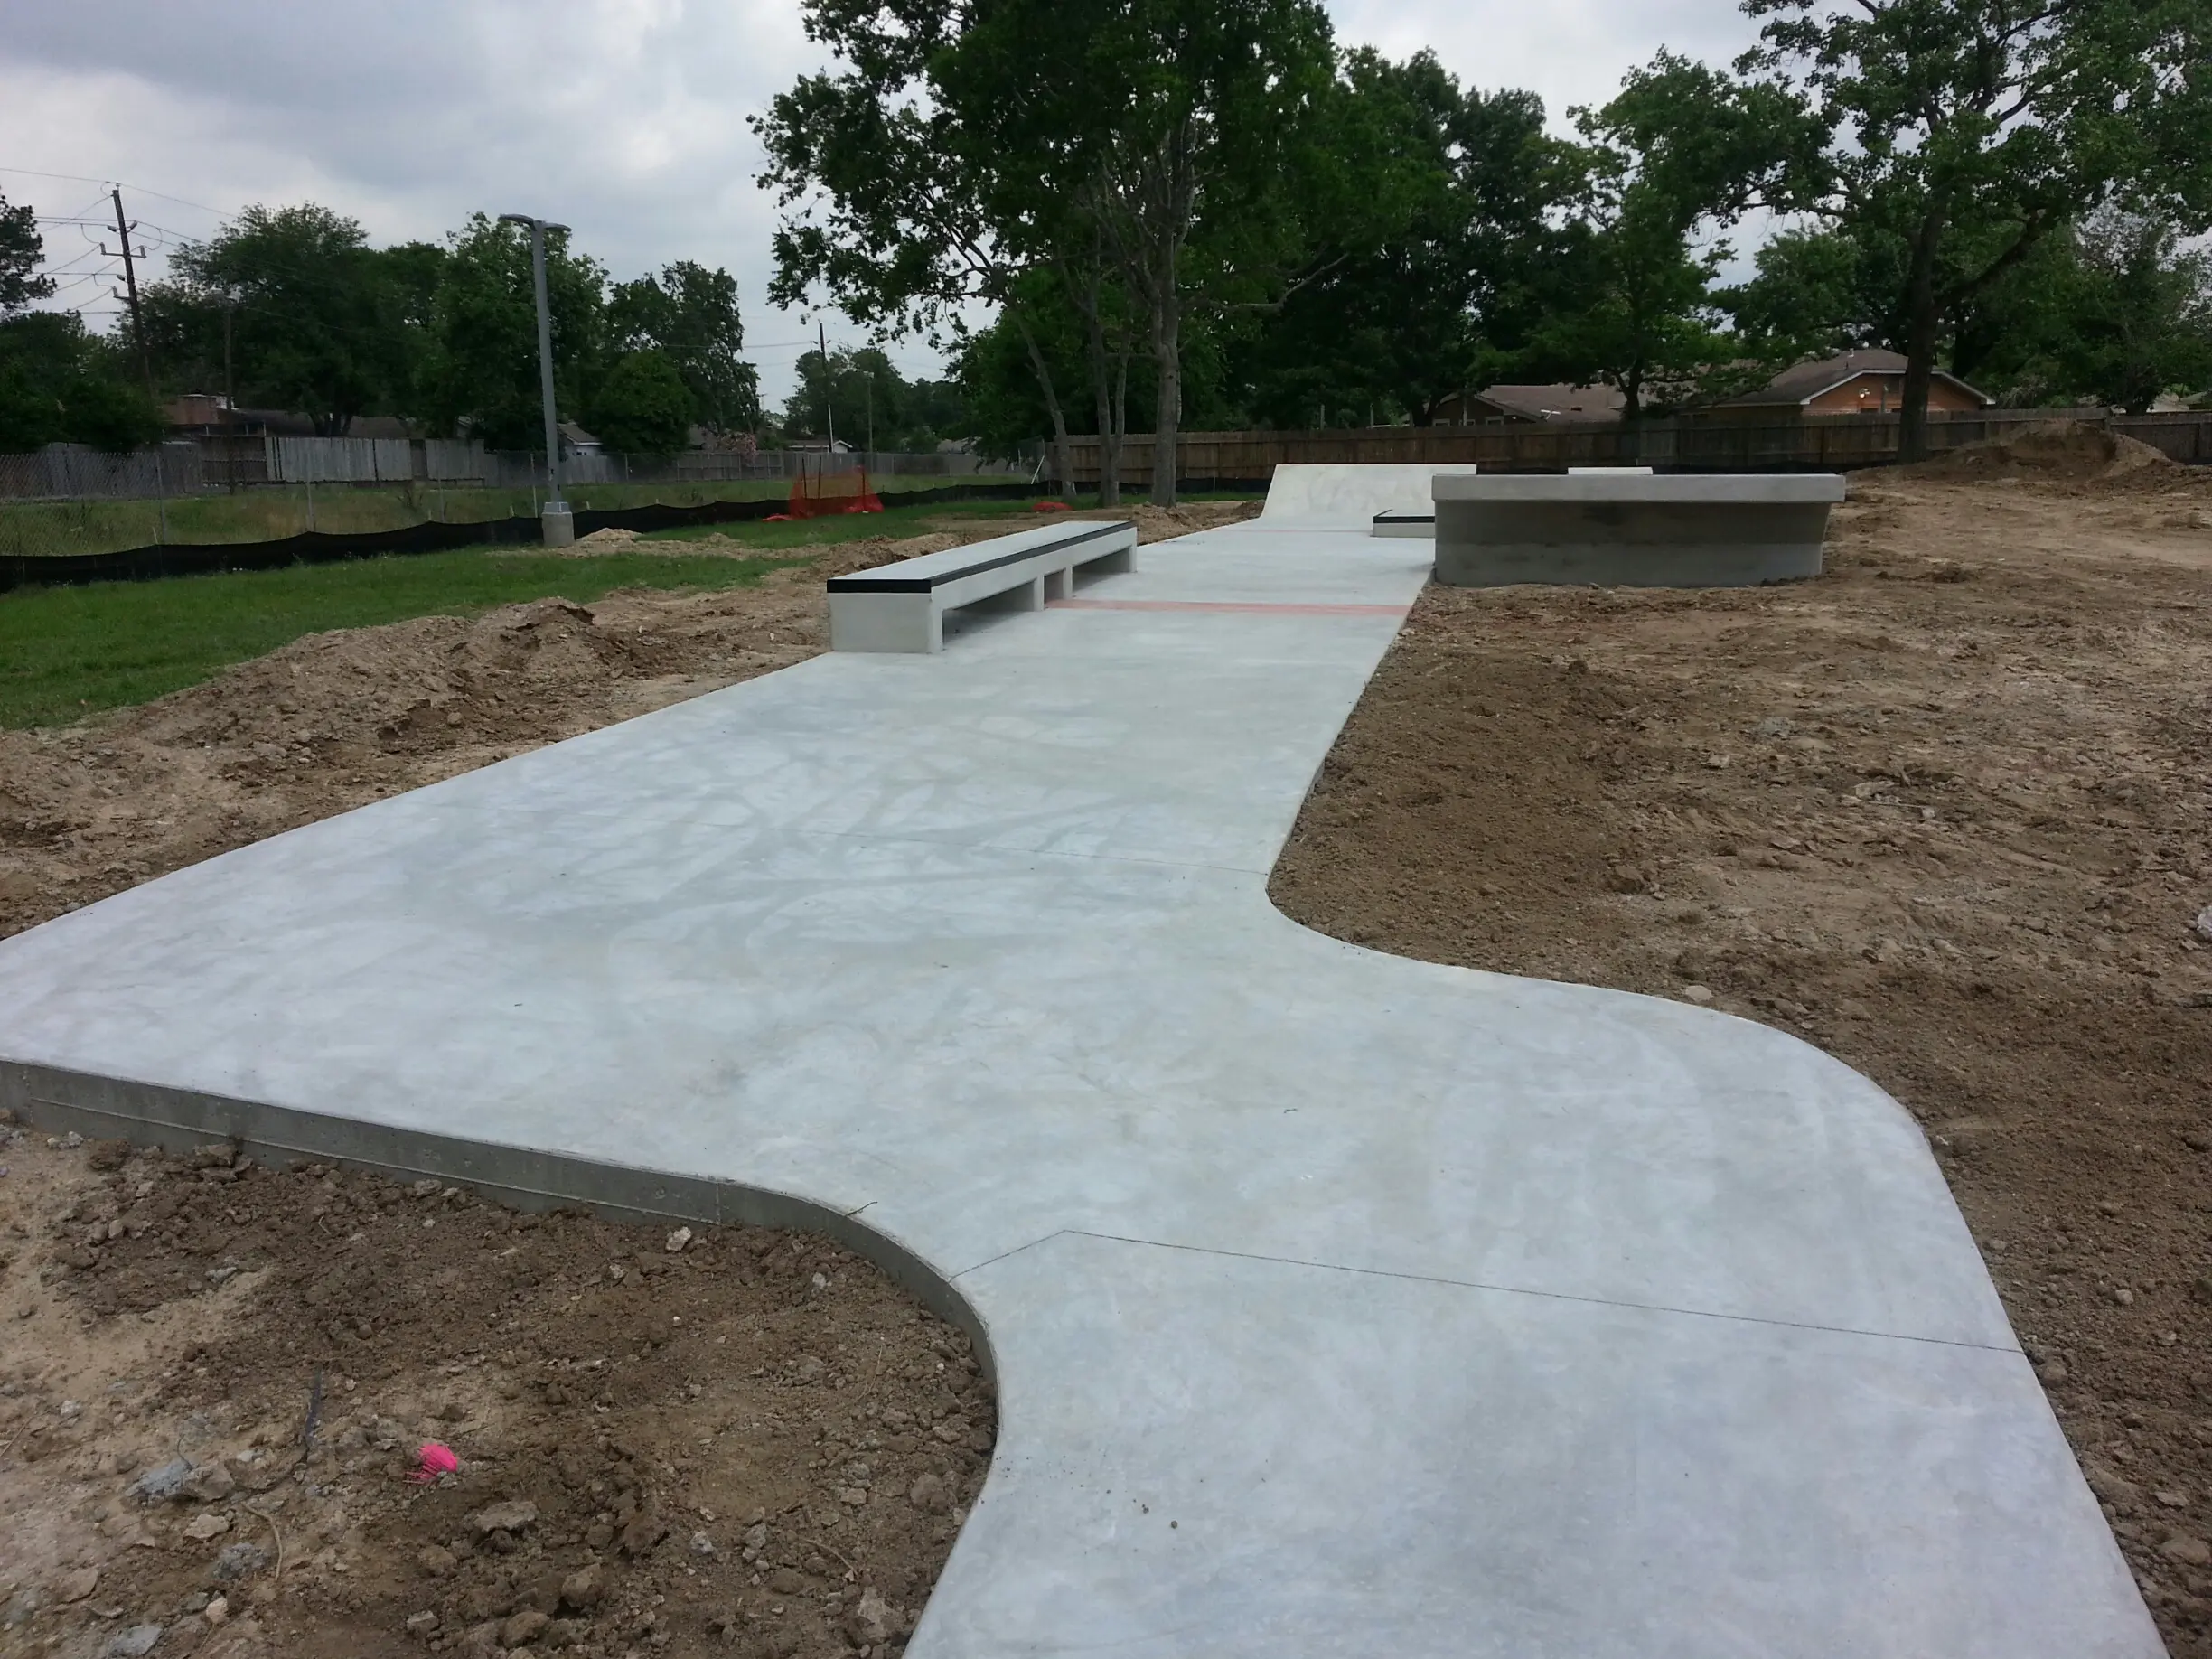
[1256,461,1479,528]
[0,490,2159,1657]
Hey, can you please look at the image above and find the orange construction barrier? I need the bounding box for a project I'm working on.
[787,464,884,519]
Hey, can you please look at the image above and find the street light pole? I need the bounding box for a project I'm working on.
[499,212,574,547]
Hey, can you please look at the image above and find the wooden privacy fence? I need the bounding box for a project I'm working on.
[1062,408,2212,487]
[0,442,204,501]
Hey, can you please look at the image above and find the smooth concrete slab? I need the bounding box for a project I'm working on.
[0,467,2153,1656]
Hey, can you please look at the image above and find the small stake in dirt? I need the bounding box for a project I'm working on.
[301,1364,325,1461]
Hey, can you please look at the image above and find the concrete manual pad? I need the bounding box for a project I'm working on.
[1434,470,1846,587]
[0,464,2155,1656]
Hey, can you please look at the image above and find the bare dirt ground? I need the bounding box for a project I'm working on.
[0,501,1257,944]
[1270,430,2212,1654]
[0,1124,991,1659]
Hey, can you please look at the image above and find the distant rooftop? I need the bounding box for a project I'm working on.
[1720,350,1990,409]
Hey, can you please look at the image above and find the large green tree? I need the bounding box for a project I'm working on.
[586,350,696,455]
[762,0,1344,505]
[1719,227,1893,364]
[0,308,164,454]
[1962,208,2212,410]
[1743,0,2212,457]
[163,203,412,435]
[417,214,606,450]
[607,261,761,435]
[783,344,966,452]
[754,0,1089,495]
[950,0,1340,501]
[0,192,55,316]
[1230,54,1567,428]
[1534,52,1826,417]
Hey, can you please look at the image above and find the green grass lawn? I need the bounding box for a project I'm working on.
[0,489,1261,729]
[0,548,797,729]
[0,474,1029,559]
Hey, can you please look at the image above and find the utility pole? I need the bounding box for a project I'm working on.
[108,188,152,395]
[498,213,573,546]
[221,297,236,409]
[865,371,874,460]
[817,316,836,453]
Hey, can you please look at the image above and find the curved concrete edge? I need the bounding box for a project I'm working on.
[0,1057,997,1392]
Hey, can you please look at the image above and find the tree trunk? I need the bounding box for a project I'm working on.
[1014,312,1074,500]
[1898,204,1949,464]
[1108,349,1129,510]
[1083,291,1121,508]
[1150,279,1181,509]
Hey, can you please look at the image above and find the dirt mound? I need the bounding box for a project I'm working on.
[566,528,764,558]
[810,533,963,577]
[1902,419,2178,486]
[1076,500,1263,540]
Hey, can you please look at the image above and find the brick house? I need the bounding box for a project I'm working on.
[1715,349,1991,417]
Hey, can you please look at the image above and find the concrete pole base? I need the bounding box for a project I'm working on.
[540,507,576,548]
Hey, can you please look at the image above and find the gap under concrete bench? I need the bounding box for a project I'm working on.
[828,519,1138,652]
[1433,472,1846,587]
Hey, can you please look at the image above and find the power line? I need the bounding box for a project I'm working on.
[0,164,225,218]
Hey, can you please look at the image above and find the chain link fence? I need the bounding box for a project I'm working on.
[0,437,1007,558]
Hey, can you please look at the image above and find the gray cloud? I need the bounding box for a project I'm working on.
[0,1,1768,400]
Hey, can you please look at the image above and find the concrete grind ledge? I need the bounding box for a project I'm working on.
[1433,471,1845,587]
[0,464,2158,1657]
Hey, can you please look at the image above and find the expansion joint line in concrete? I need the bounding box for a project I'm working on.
[1047,597,1410,617]
[959,1225,2022,1358]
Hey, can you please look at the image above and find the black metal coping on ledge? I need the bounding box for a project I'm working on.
[827,519,1131,594]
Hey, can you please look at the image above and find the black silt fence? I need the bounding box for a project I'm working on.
[0,482,1045,595]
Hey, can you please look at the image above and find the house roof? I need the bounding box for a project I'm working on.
[1469,383,1626,422]
[1720,350,1991,408]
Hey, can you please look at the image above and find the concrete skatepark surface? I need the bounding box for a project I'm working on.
[0,467,2158,1656]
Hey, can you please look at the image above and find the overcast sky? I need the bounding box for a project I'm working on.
[0,0,1764,404]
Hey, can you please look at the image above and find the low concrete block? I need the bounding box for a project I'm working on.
[1370,511,1434,539]
[540,508,576,548]
[1433,472,1845,587]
